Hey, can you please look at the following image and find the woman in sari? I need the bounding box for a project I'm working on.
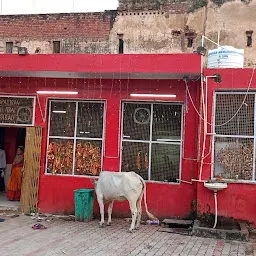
[7,146,24,201]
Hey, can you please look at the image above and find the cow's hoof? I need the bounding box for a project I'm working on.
[107,222,111,226]
[135,227,140,230]
[128,229,134,233]
[99,223,105,228]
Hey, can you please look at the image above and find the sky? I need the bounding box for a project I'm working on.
[0,0,119,15]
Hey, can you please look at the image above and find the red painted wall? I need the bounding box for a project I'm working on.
[0,76,200,219]
[198,68,256,226]
[0,54,201,75]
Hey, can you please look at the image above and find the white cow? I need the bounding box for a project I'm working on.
[93,171,157,232]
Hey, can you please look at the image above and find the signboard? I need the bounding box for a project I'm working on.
[0,96,35,126]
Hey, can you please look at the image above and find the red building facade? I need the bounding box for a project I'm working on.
[197,68,256,226]
[1,54,256,226]
[0,54,201,219]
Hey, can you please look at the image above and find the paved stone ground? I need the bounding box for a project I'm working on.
[0,193,19,211]
[0,214,255,256]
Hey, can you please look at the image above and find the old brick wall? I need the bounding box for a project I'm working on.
[0,0,255,66]
[109,2,199,54]
[112,0,256,66]
[110,11,187,54]
[205,0,256,66]
[118,0,165,11]
[185,0,256,66]
[0,12,116,54]
[118,0,192,12]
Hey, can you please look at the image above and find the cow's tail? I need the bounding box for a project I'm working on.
[138,176,158,220]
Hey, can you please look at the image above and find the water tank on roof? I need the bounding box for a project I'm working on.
[207,46,244,68]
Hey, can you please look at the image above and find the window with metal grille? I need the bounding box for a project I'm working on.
[213,93,255,180]
[121,102,183,183]
[6,42,13,53]
[53,41,61,53]
[46,100,105,176]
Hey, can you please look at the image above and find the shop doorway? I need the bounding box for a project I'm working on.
[0,127,42,213]
[0,126,26,211]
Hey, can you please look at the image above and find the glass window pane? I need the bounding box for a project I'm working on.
[122,103,151,141]
[215,94,254,136]
[121,141,149,180]
[47,139,74,175]
[152,104,182,141]
[49,101,76,137]
[77,102,104,138]
[151,143,180,183]
[214,137,253,180]
[75,140,102,176]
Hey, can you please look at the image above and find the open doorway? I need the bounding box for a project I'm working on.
[0,127,26,211]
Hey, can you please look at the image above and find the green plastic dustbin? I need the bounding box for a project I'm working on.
[74,189,94,222]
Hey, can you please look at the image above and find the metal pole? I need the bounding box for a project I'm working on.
[217,30,220,67]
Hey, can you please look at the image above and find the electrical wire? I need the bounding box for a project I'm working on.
[185,65,256,127]
[215,65,255,127]
[185,66,256,179]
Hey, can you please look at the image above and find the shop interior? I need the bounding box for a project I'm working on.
[0,127,26,211]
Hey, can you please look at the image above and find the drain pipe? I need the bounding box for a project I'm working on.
[213,191,218,229]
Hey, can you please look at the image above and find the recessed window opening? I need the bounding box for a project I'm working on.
[187,38,193,48]
[53,41,61,53]
[246,31,253,47]
[6,42,13,53]
[119,39,124,54]
[172,30,181,36]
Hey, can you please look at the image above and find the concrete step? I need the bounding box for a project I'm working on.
[162,219,193,226]
[159,227,192,235]
[0,205,20,212]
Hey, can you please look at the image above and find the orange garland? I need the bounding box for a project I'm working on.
[144,153,149,169]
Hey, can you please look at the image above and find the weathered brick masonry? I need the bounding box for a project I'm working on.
[0,0,255,66]
[0,11,116,54]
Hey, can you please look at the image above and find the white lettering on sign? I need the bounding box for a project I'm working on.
[0,96,34,125]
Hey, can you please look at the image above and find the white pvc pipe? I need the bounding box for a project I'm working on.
[202,35,220,47]
[213,192,218,229]
[177,179,193,184]
[199,76,217,180]
[199,78,206,180]
[191,179,208,183]
[217,31,220,68]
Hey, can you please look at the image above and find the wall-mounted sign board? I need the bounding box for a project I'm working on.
[0,96,35,126]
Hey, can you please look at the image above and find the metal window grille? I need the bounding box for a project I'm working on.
[213,93,255,181]
[215,94,254,136]
[46,100,105,176]
[214,137,253,180]
[121,102,183,183]
[49,101,76,137]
